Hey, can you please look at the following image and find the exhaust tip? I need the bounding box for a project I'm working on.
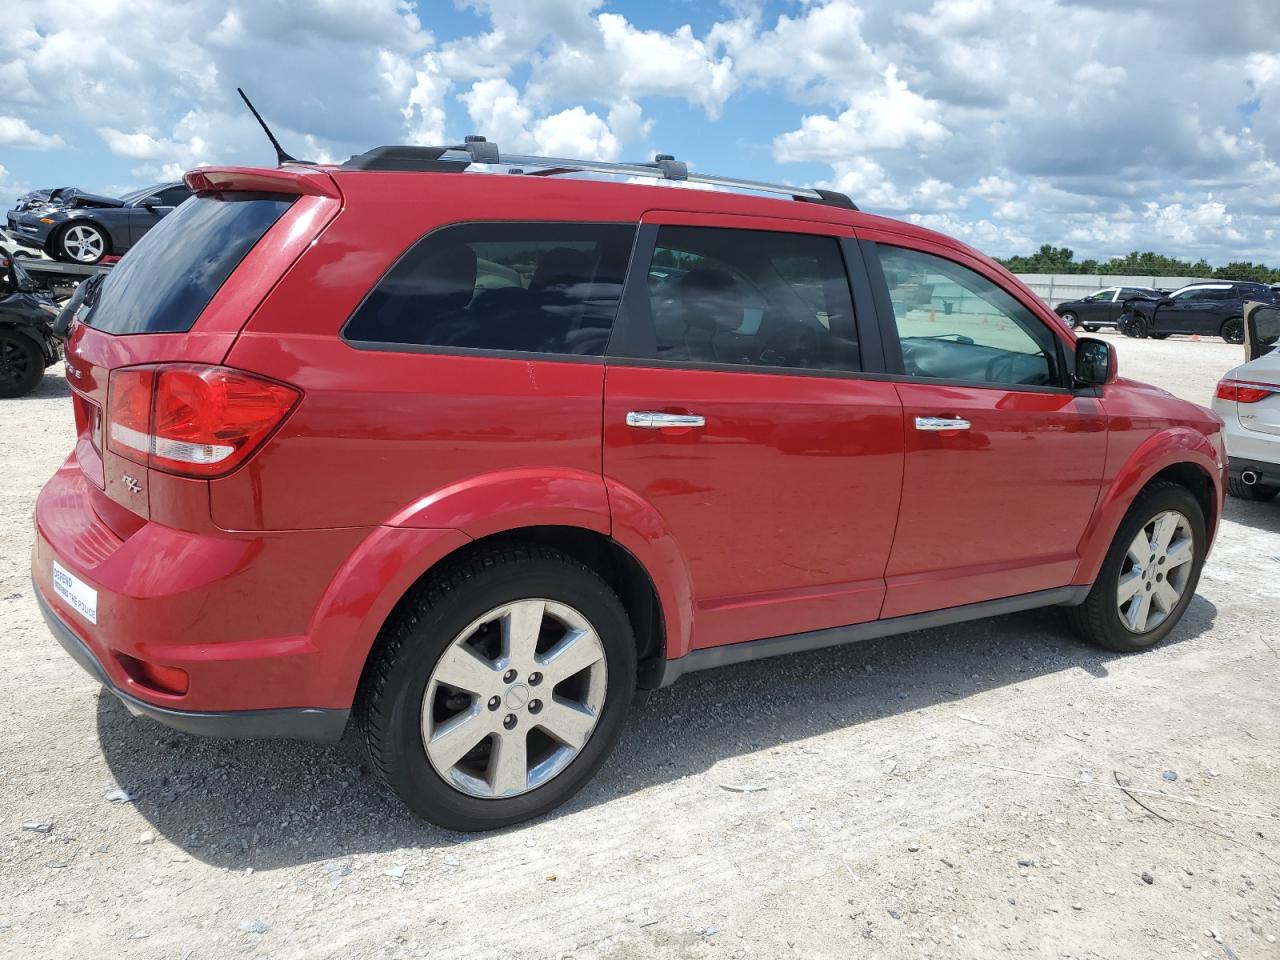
[1241,470,1260,485]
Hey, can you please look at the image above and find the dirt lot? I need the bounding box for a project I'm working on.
[3,334,1278,960]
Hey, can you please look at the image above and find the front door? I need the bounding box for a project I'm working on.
[604,214,905,650]
[863,236,1109,618]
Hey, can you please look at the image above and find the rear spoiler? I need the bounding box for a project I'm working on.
[184,166,340,199]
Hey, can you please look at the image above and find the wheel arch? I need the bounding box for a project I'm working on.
[1075,431,1223,586]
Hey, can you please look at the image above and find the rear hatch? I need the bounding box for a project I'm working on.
[63,166,341,533]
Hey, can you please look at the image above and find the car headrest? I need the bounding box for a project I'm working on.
[417,243,477,313]
[675,268,743,331]
[529,247,592,294]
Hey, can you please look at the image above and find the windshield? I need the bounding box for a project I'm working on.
[84,193,294,335]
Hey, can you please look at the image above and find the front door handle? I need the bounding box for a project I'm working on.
[914,416,971,431]
[627,411,706,430]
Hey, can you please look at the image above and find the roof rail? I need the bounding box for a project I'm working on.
[339,137,858,210]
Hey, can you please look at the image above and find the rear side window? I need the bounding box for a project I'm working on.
[641,226,860,372]
[85,194,294,335]
[344,223,636,357]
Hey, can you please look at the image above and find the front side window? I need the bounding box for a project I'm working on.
[1085,288,1114,302]
[344,222,636,357]
[876,245,1061,388]
[642,226,860,372]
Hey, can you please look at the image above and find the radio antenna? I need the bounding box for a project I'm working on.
[237,87,310,165]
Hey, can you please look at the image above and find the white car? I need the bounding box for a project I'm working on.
[1212,303,1280,502]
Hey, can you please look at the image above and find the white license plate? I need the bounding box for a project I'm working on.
[52,561,97,625]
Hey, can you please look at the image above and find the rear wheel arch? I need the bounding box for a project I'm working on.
[354,525,669,705]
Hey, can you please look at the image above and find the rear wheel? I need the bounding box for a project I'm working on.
[1150,332,1171,340]
[1220,317,1244,344]
[0,330,43,398]
[1227,476,1279,501]
[1065,481,1205,652]
[1083,324,1100,333]
[357,543,636,830]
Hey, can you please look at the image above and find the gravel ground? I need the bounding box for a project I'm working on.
[2,333,1278,960]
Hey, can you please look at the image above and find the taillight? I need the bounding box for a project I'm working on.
[1215,379,1276,404]
[107,364,299,478]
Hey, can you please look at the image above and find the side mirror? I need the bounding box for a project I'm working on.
[1074,337,1116,387]
[1244,301,1280,362]
[140,195,163,207]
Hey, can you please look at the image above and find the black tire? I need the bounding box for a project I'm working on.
[1061,312,1079,329]
[53,222,108,264]
[1083,324,1100,333]
[0,330,44,398]
[1220,317,1244,345]
[1065,481,1206,653]
[1129,316,1149,339]
[1150,332,1171,340]
[357,542,636,830]
[1227,476,1279,501]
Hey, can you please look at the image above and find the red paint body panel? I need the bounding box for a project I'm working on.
[31,165,1227,726]
[603,364,905,649]
[882,383,1108,617]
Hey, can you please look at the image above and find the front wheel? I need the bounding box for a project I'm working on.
[1220,317,1244,344]
[1061,312,1079,329]
[357,543,636,830]
[1065,481,1205,652]
[55,223,108,264]
[0,330,44,398]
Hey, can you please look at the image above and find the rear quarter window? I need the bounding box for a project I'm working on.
[85,193,294,335]
[342,222,636,357]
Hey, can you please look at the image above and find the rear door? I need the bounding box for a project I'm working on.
[861,233,1109,618]
[603,212,905,650]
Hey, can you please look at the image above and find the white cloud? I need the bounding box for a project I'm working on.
[0,116,64,149]
[459,78,632,161]
[774,65,949,161]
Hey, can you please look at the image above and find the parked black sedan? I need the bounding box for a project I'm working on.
[5,181,191,264]
[1053,286,1164,331]
[1120,281,1280,343]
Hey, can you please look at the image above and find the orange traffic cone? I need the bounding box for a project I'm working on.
[1191,334,1200,342]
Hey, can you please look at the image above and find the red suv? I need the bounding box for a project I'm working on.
[33,143,1225,830]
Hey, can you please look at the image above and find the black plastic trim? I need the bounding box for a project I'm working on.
[647,585,1090,688]
[35,584,349,742]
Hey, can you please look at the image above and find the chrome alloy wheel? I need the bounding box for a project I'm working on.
[1116,510,1194,634]
[62,224,104,262]
[421,599,608,799]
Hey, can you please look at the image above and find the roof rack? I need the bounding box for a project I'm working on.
[340,137,857,210]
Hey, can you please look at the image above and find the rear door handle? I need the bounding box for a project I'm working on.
[914,416,971,431]
[627,411,706,430]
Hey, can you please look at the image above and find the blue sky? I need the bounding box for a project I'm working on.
[2,1,1279,263]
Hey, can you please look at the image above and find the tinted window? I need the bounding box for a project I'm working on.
[877,245,1060,387]
[158,185,192,207]
[641,226,859,372]
[344,223,635,356]
[85,194,294,335]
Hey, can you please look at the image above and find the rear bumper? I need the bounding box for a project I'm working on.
[1228,455,1280,485]
[31,458,376,734]
[35,584,348,740]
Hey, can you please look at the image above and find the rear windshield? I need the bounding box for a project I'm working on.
[84,193,294,335]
